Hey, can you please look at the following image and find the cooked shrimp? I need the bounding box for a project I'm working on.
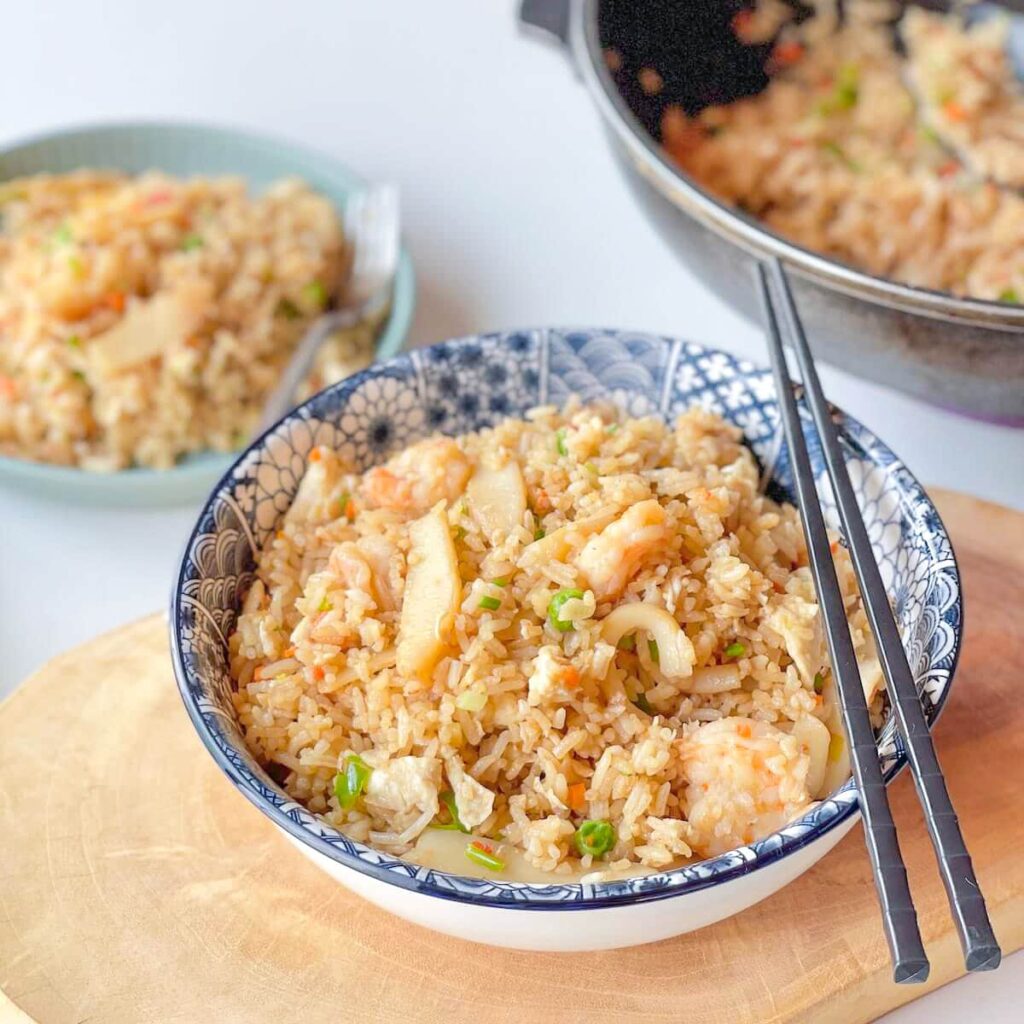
[680,717,812,857]
[575,499,671,600]
[362,437,471,513]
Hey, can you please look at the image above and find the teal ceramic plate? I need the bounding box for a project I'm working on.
[0,121,415,506]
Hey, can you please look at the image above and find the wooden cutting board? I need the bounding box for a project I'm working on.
[1,489,1021,1024]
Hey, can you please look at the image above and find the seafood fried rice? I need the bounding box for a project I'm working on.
[230,403,884,881]
[666,4,1024,303]
[0,170,379,470]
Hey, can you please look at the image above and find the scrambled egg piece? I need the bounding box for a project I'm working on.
[527,645,579,706]
[444,754,495,829]
[365,755,441,818]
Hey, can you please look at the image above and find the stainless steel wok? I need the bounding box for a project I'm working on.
[521,0,1024,423]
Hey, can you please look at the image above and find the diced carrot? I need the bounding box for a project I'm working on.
[471,840,494,854]
[185,336,202,349]
[938,159,960,178]
[0,374,17,400]
[731,9,753,39]
[345,499,357,520]
[772,40,804,67]
[561,666,580,688]
[568,782,587,811]
[737,723,752,738]
[308,447,322,462]
[145,188,173,206]
[104,291,126,313]
[284,646,296,658]
[943,100,967,122]
[276,530,285,541]
[313,665,325,681]
[829,538,839,554]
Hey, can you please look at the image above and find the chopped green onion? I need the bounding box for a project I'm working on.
[606,423,619,434]
[181,233,204,251]
[431,790,470,832]
[618,634,636,652]
[533,527,546,541]
[919,123,941,145]
[333,753,372,810]
[53,223,73,245]
[573,819,617,858]
[479,595,502,611]
[813,671,825,695]
[998,288,1020,304]
[67,335,81,349]
[632,690,653,715]
[335,491,352,519]
[302,280,328,310]
[548,588,585,632]
[70,369,86,382]
[276,297,301,320]
[819,140,862,172]
[585,461,599,476]
[465,840,505,872]
[555,428,569,457]
[318,597,333,612]
[724,642,746,658]
[67,254,85,276]
[647,638,660,663]
[455,689,487,713]
[817,62,859,115]
[491,577,509,588]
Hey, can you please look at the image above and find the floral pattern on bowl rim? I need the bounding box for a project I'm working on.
[170,327,961,909]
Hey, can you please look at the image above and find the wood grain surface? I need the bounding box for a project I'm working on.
[0,489,1021,1024]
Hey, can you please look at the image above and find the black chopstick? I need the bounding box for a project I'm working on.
[766,258,1001,974]
[755,262,930,984]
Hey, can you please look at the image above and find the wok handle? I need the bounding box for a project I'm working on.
[519,0,570,47]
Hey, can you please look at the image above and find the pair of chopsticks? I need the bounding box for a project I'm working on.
[756,259,1001,984]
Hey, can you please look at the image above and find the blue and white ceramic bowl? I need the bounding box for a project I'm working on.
[0,121,415,506]
[170,328,961,951]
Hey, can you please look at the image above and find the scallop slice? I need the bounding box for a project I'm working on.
[466,459,527,540]
[396,505,461,682]
[791,715,832,799]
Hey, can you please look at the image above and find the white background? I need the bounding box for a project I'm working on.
[0,2,1020,1018]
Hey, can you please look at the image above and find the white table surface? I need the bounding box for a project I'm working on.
[0,1,1020,1018]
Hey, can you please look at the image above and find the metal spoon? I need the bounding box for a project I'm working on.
[256,183,400,436]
